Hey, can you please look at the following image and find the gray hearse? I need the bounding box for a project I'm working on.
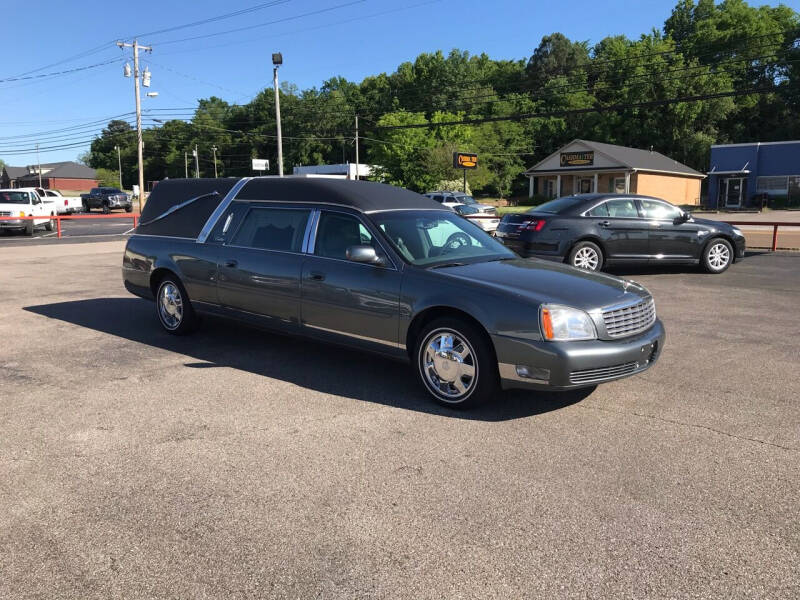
[123,178,665,407]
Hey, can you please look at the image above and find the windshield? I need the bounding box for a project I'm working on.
[453,204,479,215]
[0,191,31,204]
[370,210,514,267]
[530,196,586,214]
[454,195,477,205]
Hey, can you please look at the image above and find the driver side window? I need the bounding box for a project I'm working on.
[639,199,682,220]
[314,212,382,261]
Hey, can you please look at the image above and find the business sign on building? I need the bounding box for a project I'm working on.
[252,158,269,171]
[560,151,594,167]
[453,152,478,169]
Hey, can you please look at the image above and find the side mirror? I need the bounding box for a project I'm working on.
[346,244,384,266]
[32,197,41,205]
[675,212,690,224]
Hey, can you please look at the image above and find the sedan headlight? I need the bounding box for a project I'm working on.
[540,304,597,341]
[732,227,743,237]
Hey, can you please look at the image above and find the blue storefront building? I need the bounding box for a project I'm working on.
[708,141,800,209]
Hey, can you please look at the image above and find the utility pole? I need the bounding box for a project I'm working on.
[184,152,188,178]
[36,144,42,187]
[115,145,123,190]
[272,53,284,177]
[211,145,218,178]
[194,145,199,178]
[117,39,152,209]
[354,114,359,181]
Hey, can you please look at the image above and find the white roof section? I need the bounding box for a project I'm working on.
[292,163,373,179]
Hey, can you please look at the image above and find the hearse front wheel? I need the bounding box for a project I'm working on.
[415,317,498,408]
[155,277,199,335]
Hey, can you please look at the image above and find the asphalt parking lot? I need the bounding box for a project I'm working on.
[0,215,135,245]
[1,241,798,599]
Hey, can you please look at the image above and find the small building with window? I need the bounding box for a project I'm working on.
[524,139,704,206]
[708,141,800,209]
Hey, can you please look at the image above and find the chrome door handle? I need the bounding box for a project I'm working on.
[599,221,610,227]
[225,259,238,268]
[309,272,325,281]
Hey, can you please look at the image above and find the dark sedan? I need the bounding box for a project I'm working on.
[495,194,746,273]
[123,178,665,408]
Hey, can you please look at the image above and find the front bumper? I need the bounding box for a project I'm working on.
[0,219,26,229]
[494,319,665,390]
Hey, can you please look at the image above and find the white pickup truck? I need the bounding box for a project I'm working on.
[0,189,56,235]
[20,187,83,215]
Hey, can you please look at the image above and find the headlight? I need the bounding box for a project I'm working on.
[540,304,597,341]
[732,227,743,237]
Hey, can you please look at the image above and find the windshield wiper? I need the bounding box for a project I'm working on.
[485,256,516,262]
[429,262,467,269]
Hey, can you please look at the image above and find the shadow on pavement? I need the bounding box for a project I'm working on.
[24,298,593,422]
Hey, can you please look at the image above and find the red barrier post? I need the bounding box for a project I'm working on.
[56,216,62,238]
[132,215,138,228]
[772,225,779,252]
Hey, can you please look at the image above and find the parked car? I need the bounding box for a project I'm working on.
[451,203,500,233]
[424,191,497,215]
[81,187,132,213]
[494,194,746,274]
[123,178,664,408]
[0,189,56,235]
[41,189,83,214]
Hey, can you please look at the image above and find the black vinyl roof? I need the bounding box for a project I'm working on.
[135,177,442,239]
[236,177,441,212]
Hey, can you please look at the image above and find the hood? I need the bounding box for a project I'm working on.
[434,258,650,311]
[691,216,734,231]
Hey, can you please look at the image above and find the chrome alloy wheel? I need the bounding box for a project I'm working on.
[419,328,478,402]
[573,246,600,270]
[707,242,731,270]
[158,281,183,330]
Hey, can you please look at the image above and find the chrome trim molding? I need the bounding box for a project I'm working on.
[130,233,198,241]
[138,191,220,227]
[303,209,321,254]
[304,323,403,349]
[196,177,252,243]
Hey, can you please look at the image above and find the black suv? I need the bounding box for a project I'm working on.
[81,187,132,213]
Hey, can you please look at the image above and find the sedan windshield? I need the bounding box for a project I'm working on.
[0,191,31,204]
[530,196,586,214]
[454,195,477,205]
[370,210,514,267]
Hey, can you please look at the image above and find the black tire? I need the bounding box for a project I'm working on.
[124,204,133,213]
[154,276,199,335]
[414,317,498,408]
[102,203,110,214]
[83,202,90,213]
[702,238,733,274]
[567,240,604,271]
[24,221,34,236]
[45,215,55,232]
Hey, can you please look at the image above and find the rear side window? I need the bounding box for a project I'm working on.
[605,199,639,218]
[586,203,609,217]
[230,207,310,252]
[432,195,444,203]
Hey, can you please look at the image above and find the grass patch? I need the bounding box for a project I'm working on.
[496,206,530,216]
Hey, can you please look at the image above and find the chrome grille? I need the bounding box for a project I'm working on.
[602,298,656,338]
[0,211,11,217]
[569,362,638,384]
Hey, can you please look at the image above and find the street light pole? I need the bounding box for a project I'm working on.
[117,39,152,209]
[354,114,359,181]
[194,145,199,178]
[211,145,218,178]
[36,144,42,188]
[185,152,188,178]
[272,53,284,177]
[115,145,123,190]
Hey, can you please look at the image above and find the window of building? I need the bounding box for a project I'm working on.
[230,207,310,252]
[756,176,789,193]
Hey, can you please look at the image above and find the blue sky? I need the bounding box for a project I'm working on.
[1,0,797,166]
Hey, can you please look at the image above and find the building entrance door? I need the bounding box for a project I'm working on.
[724,177,744,208]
